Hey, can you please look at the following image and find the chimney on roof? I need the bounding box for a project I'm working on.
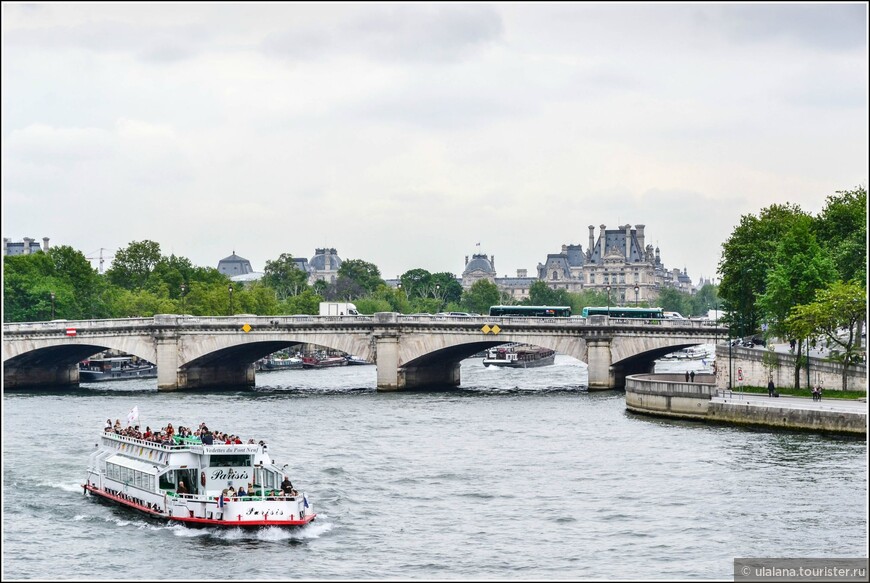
[600,225,607,256]
[635,224,645,252]
[624,224,632,260]
[23,237,33,255]
[42,237,50,252]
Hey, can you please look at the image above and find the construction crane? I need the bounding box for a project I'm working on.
[85,248,115,274]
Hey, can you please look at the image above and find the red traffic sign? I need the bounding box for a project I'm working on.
[65,328,77,336]
[737,367,743,381]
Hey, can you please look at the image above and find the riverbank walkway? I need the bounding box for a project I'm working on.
[713,391,867,414]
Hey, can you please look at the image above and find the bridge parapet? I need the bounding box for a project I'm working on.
[4,314,728,391]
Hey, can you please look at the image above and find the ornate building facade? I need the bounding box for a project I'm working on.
[460,224,697,303]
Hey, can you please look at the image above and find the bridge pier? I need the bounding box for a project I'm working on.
[3,363,79,389]
[587,338,616,390]
[156,335,180,391]
[399,362,461,390]
[375,331,460,391]
[179,363,256,390]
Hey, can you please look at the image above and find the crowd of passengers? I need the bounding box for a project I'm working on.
[104,419,265,448]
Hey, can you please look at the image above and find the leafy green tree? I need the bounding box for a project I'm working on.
[106,240,162,290]
[757,218,837,388]
[786,281,866,391]
[263,253,310,300]
[718,203,809,337]
[285,289,323,315]
[527,281,570,306]
[461,279,500,314]
[399,268,433,299]
[337,259,384,296]
[656,287,692,316]
[431,272,463,307]
[814,186,866,285]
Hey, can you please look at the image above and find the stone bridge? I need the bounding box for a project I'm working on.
[3,313,725,391]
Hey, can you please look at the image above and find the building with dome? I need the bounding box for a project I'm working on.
[307,247,342,285]
[458,224,697,303]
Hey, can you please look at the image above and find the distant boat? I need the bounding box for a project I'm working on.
[301,354,348,369]
[262,356,303,371]
[659,346,713,361]
[344,355,372,366]
[482,344,556,368]
[79,357,157,382]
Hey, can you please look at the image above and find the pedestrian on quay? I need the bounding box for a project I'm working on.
[690,370,696,383]
[768,378,775,397]
[685,371,690,382]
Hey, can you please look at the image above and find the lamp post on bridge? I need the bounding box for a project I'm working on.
[634,285,639,307]
[181,284,187,314]
[605,285,611,317]
[228,284,234,316]
[50,291,55,320]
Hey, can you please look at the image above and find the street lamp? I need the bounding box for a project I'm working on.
[181,284,187,314]
[50,291,55,320]
[228,284,234,316]
[634,285,639,306]
[605,285,611,317]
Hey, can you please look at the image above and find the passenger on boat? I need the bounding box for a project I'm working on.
[237,485,247,497]
[177,480,189,495]
[143,426,152,440]
[105,419,112,432]
[228,486,236,498]
[113,419,121,431]
[281,476,296,496]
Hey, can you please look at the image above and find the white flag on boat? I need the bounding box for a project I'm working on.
[126,406,139,425]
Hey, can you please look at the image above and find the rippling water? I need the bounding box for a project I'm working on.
[2,355,866,580]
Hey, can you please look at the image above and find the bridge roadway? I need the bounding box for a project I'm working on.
[3,313,725,391]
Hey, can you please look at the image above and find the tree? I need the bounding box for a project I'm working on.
[106,240,162,290]
[263,253,310,300]
[814,186,867,284]
[431,272,463,306]
[399,268,432,299]
[756,218,837,388]
[786,281,866,391]
[337,259,384,296]
[461,279,500,314]
[527,281,570,306]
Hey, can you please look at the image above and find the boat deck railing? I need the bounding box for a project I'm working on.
[168,490,300,503]
[103,432,261,452]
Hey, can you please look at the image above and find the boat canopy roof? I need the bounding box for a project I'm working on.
[106,453,159,474]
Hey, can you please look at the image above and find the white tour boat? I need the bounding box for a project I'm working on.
[84,427,315,529]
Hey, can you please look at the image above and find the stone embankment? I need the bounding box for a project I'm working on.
[625,373,866,436]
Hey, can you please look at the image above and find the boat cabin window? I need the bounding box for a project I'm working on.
[209,454,251,468]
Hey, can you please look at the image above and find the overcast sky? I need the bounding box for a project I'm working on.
[2,2,867,284]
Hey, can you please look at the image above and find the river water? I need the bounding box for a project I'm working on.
[2,354,866,580]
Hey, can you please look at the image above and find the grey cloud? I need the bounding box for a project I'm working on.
[3,19,211,63]
[708,4,866,52]
[262,4,503,63]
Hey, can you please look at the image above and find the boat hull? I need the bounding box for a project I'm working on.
[79,366,157,382]
[302,357,348,369]
[84,484,316,529]
[483,352,556,368]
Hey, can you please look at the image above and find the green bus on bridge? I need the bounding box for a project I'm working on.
[489,305,572,317]
[580,306,664,319]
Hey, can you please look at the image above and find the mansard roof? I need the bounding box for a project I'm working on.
[589,228,645,264]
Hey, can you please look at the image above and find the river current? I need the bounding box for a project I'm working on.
[2,354,867,580]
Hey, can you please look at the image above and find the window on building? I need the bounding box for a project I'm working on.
[551,271,558,280]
